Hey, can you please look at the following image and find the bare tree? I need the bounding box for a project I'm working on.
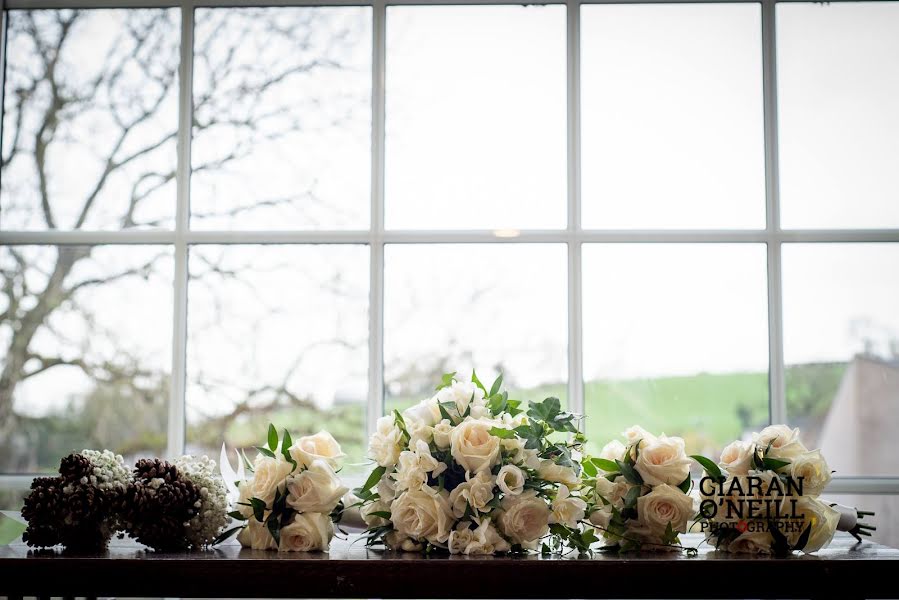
[0,8,369,469]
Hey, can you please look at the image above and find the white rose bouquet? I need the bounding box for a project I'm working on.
[692,424,875,555]
[355,371,597,555]
[582,426,696,553]
[218,425,348,552]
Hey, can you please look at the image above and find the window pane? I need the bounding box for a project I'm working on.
[1,10,180,231]
[826,494,899,549]
[191,8,372,230]
[385,6,566,230]
[384,244,567,409]
[186,245,368,471]
[778,3,899,229]
[0,245,173,473]
[782,244,899,475]
[581,4,765,229]
[583,244,769,456]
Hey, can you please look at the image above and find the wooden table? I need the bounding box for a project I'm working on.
[1,533,897,599]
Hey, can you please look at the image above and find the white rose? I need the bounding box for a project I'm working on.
[450,419,501,474]
[390,488,454,544]
[278,512,334,552]
[537,460,579,487]
[464,518,511,555]
[719,440,755,476]
[636,484,695,537]
[432,419,454,450]
[634,434,692,487]
[377,476,397,503]
[496,464,525,496]
[727,530,774,554]
[393,439,447,492]
[589,506,613,530]
[753,425,807,459]
[368,415,405,467]
[498,490,550,546]
[522,448,541,470]
[384,530,424,552]
[403,398,441,427]
[408,421,434,447]
[623,425,657,448]
[251,454,294,506]
[448,525,474,554]
[288,431,346,469]
[235,479,255,519]
[285,459,348,513]
[448,471,495,518]
[792,497,840,553]
[789,450,832,497]
[599,439,627,463]
[594,475,617,502]
[237,518,276,550]
[435,380,485,416]
[360,498,391,527]
[550,485,587,528]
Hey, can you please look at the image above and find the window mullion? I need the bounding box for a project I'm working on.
[567,0,584,416]
[762,0,786,426]
[367,0,387,440]
[167,1,194,460]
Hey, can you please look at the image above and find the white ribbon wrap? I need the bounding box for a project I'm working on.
[831,503,859,532]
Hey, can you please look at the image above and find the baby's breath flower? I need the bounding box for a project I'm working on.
[174,455,229,548]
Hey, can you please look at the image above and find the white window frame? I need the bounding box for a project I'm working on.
[1,0,898,498]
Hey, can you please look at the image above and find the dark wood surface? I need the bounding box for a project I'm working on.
[1,532,897,598]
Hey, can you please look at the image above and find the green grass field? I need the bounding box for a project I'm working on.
[8,362,846,480]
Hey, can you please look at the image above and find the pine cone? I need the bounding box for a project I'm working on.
[134,458,180,483]
[59,453,93,484]
[60,481,105,524]
[21,477,63,548]
[120,461,201,551]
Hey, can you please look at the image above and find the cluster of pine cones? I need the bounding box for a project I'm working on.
[117,458,201,551]
[22,453,202,552]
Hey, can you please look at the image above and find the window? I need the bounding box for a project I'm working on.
[2,0,897,545]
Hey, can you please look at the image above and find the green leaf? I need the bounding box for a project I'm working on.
[255,446,276,459]
[436,372,457,391]
[591,458,620,473]
[690,454,724,482]
[677,473,692,494]
[227,510,249,521]
[266,514,281,547]
[793,523,812,552]
[249,497,266,522]
[505,397,523,416]
[582,459,598,477]
[213,525,244,545]
[438,401,456,424]
[370,511,392,520]
[355,465,387,496]
[489,373,504,397]
[471,370,487,394]
[769,520,791,556]
[763,457,791,472]
[489,426,516,439]
[487,393,506,416]
[267,423,278,452]
[661,521,680,546]
[616,459,644,485]
[527,396,561,424]
[623,484,642,509]
[580,528,599,546]
[240,449,255,472]
[281,429,297,471]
